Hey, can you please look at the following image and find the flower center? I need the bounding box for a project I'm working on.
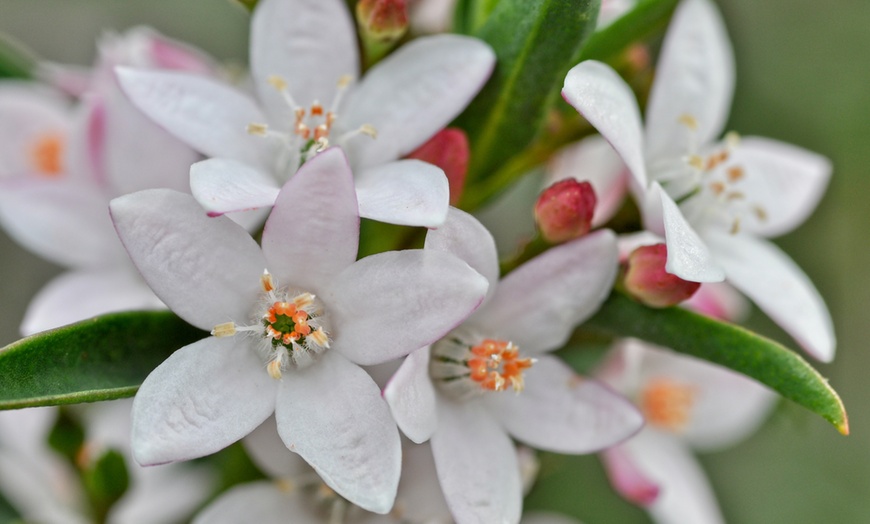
[430,331,536,400]
[211,270,330,378]
[29,133,64,177]
[639,378,696,432]
[246,75,377,176]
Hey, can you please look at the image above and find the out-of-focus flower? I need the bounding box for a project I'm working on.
[0,27,216,335]
[384,208,642,523]
[597,339,776,524]
[117,0,494,228]
[561,0,835,361]
[110,148,488,514]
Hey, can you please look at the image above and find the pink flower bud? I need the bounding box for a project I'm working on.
[623,244,701,308]
[534,179,597,243]
[356,0,409,42]
[407,128,469,205]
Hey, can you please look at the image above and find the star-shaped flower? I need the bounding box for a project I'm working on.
[561,0,835,360]
[109,148,489,513]
[116,0,495,228]
[384,208,643,523]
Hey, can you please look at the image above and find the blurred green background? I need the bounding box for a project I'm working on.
[0,0,867,522]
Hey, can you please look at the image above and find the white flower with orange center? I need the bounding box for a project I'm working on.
[384,208,643,524]
[116,0,495,229]
[561,0,835,361]
[109,148,489,514]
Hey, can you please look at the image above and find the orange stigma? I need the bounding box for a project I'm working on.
[29,133,64,177]
[467,339,534,392]
[640,378,696,432]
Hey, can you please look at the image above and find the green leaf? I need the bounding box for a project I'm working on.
[84,449,130,521]
[0,311,205,410]
[455,0,599,196]
[577,0,680,64]
[581,292,849,434]
[0,32,37,79]
[453,0,501,34]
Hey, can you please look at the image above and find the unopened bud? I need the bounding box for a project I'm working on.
[623,244,701,308]
[534,179,597,243]
[407,128,469,206]
[356,0,409,43]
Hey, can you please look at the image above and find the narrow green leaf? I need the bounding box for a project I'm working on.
[577,0,680,64]
[0,311,205,410]
[455,0,599,195]
[84,449,130,521]
[582,293,849,434]
[453,0,502,35]
[0,32,37,79]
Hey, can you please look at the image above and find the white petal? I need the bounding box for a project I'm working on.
[0,178,125,268]
[705,231,835,361]
[489,356,642,453]
[250,0,359,120]
[190,158,281,215]
[342,35,495,169]
[522,513,584,524]
[355,160,449,227]
[390,442,452,523]
[645,0,734,164]
[383,346,439,443]
[431,401,522,524]
[601,444,661,507]
[111,461,213,524]
[115,67,276,170]
[276,351,400,514]
[562,60,648,189]
[132,337,277,466]
[424,206,500,303]
[623,430,725,524]
[261,147,359,293]
[728,136,832,237]
[243,417,311,479]
[21,268,163,335]
[0,451,87,524]
[470,230,618,354]
[193,481,320,524]
[659,185,725,282]
[110,189,267,331]
[546,135,630,226]
[682,281,750,323]
[325,249,488,365]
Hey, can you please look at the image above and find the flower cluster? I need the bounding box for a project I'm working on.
[0,0,838,522]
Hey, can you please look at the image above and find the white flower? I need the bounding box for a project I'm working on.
[109,148,489,514]
[116,0,495,228]
[561,0,835,361]
[384,208,643,523]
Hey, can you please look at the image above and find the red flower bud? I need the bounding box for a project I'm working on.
[623,244,701,308]
[356,0,409,42]
[534,179,597,243]
[407,128,469,206]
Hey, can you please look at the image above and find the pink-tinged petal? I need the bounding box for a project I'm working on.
[601,444,661,507]
[728,136,832,237]
[261,148,359,292]
[682,281,749,322]
[37,62,94,97]
[110,189,266,331]
[325,249,488,365]
[21,269,163,336]
[644,0,734,164]
[132,336,277,466]
[546,135,630,226]
[101,84,198,195]
[617,231,664,260]
[193,481,320,524]
[704,231,835,361]
[0,178,125,268]
[622,430,725,524]
[276,351,400,514]
[659,186,725,282]
[355,159,449,227]
[424,207,499,304]
[562,61,648,189]
[470,230,618,354]
[383,346,438,443]
[243,417,311,479]
[406,128,469,206]
[140,27,218,75]
[250,0,359,121]
[0,82,71,179]
[190,158,281,216]
[431,401,522,524]
[115,68,275,170]
[489,355,642,453]
[342,35,495,169]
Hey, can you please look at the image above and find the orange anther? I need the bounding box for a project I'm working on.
[641,379,696,432]
[30,133,64,177]
[314,124,329,141]
[311,102,324,116]
[296,122,311,139]
[727,166,745,182]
